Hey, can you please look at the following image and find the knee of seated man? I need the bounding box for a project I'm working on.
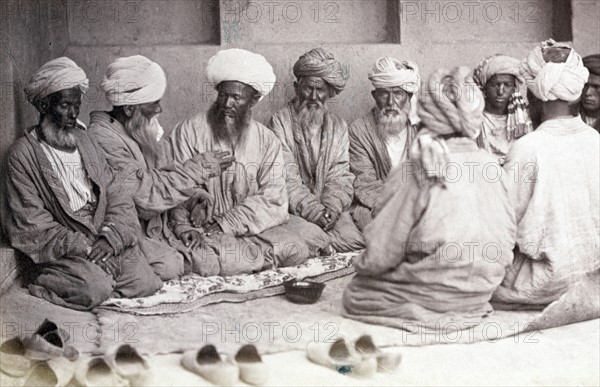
[151,253,185,281]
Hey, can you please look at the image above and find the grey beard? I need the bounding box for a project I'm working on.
[124,108,163,163]
[296,103,325,134]
[207,103,252,145]
[40,116,77,149]
[375,106,409,138]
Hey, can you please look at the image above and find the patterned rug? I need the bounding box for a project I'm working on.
[97,251,359,315]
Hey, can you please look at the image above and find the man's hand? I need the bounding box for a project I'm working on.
[322,208,340,232]
[88,238,114,264]
[204,220,223,236]
[195,151,235,176]
[180,230,205,249]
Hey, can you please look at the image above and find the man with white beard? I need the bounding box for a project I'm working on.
[269,48,364,252]
[89,55,233,280]
[348,57,420,231]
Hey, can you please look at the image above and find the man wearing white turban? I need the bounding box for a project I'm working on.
[164,49,328,276]
[268,48,364,252]
[343,67,516,330]
[348,57,420,231]
[493,40,600,308]
[473,54,533,164]
[6,58,163,310]
[88,55,234,281]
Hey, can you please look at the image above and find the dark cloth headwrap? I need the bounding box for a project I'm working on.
[583,54,600,76]
[293,48,346,95]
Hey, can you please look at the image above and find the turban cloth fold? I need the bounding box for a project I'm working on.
[24,57,89,104]
[474,54,533,139]
[411,67,485,186]
[583,54,600,76]
[206,48,276,101]
[293,48,346,95]
[520,39,589,102]
[101,55,167,106]
[369,56,421,125]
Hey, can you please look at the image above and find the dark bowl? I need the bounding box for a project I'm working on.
[283,280,326,304]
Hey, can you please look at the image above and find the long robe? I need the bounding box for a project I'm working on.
[343,138,516,329]
[268,103,364,252]
[88,111,211,280]
[349,108,418,231]
[6,126,162,310]
[493,116,600,307]
[163,113,328,276]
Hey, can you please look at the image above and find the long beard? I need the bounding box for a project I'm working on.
[40,116,77,149]
[295,99,325,134]
[375,104,410,138]
[207,103,252,146]
[124,108,164,161]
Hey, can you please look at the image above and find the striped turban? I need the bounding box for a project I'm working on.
[293,48,346,95]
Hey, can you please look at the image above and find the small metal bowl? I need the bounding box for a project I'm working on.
[283,280,326,304]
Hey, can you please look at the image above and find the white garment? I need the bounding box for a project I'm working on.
[386,129,408,168]
[38,140,94,211]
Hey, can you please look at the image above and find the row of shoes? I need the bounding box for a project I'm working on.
[0,319,151,387]
[306,334,402,378]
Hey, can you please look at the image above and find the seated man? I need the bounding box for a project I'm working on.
[164,49,329,276]
[89,55,233,279]
[473,54,533,164]
[6,58,162,310]
[268,48,364,252]
[349,57,420,231]
[581,54,600,131]
[343,67,516,329]
[493,40,599,307]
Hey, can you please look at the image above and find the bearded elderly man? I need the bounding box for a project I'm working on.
[5,58,162,310]
[349,57,420,231]
[164,49,328,276]
[493,40,599,308]
[473,54,533,164]
[88,55,233,280]
[268,48,364,252]
[581,54,600,131]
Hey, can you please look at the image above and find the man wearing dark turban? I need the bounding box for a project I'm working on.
[581,54,600,131]
[268,48,364,253]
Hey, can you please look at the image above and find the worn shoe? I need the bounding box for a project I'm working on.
[23,319,79,361]
[182,344,238,386]
[74,357,129,387]
[23,357,76,387]
[235,344,268,385]
[354,335,401,373]
[104,344,150,386]
[0,337,31,377]
[306,336,377,377]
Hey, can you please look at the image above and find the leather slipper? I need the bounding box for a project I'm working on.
[0,337,32,377]
[104,344,150,386]
[23,319,78,361]
[74,357,128,387]
[235,344,268,385]
[182,344,238,386]
[354,335,401,373]
[306,336,377,377]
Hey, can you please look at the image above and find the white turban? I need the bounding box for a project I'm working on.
[24,57,89,104]
[101,55,167,106]
[520,39,589,102]
[368,57,421,125]
[206,49,276,100]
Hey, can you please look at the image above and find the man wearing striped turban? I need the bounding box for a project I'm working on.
[343,67,516,330]
[473,54,533,164]
[5,58,163,309]
[581,54,600,131]
[269,48,364,252]
[493,40,599,308]
[349,57,420,231]
[88,55,234,282]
